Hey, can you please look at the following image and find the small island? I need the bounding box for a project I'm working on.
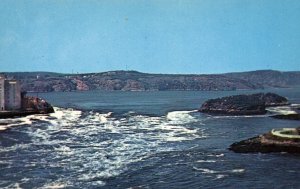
[0,75,54,119]
[199,93,289,115]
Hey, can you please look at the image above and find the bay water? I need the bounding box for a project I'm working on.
[1,89,300,188]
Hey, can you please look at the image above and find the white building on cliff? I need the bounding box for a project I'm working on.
[0,75,21,111]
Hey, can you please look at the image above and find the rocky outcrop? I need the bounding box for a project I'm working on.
[22,96,54,114]
[199,93,288,115]
[0,96,54,119]
[229,128,300,153]
[74,78,89,91]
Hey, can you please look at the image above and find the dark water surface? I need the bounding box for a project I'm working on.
[1,89,300,188]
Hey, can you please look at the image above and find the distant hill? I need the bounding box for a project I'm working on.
[224,70,300,88]
[1,70,300,92]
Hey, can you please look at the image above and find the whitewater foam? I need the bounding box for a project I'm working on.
[230,169,245,173]
[193,166,245,180]
[0,115,35,132]
[166,110,198,124]
[207,153,224,158]
[41,181,71,189]
[193,167,218,174]
[267,106,297,115]
[1,107,207,187]
[196,160,217,163]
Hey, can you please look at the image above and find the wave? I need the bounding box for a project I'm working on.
[266,106,298,115]
[166,110,198,124]
[0,115,35,132]
[48,107,82,126]
[193,167,245,174]
[192,167,245,180]
[196,160,217,163]
[40,182,68,189]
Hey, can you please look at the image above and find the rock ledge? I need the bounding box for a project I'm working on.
[229,128,300,153]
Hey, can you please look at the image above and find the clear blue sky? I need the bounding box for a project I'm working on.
[0,0,299,74]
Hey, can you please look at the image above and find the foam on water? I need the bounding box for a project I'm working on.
[0,115,34,132]
[0,143,32,153]
[267,106,298,115]
[2,183,23,189]
[48,107,82,127]
[192,166,245,180]
[230,169,245,173]
[0,125,7,131]
[40,182,68,189]
[207,153,224,157]
[193,167,219,174]
[0,107,206,188]
[197,160,217,163]
[291,103,300,107]
[166,110,198,124]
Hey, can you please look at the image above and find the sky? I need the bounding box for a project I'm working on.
[0,0,299,74]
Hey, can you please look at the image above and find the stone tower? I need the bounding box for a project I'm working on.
[4,80,21,110]
[0,75,21,111]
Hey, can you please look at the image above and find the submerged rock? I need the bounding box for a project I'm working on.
[229,128,300,153]
[199,93,288,115]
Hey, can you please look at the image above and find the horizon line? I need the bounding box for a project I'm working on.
[1,69,300,75]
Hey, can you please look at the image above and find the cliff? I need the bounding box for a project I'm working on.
[1,70,300,92]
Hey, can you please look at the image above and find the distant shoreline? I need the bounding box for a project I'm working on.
[26,86,300,94]
[1,70,300,93]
